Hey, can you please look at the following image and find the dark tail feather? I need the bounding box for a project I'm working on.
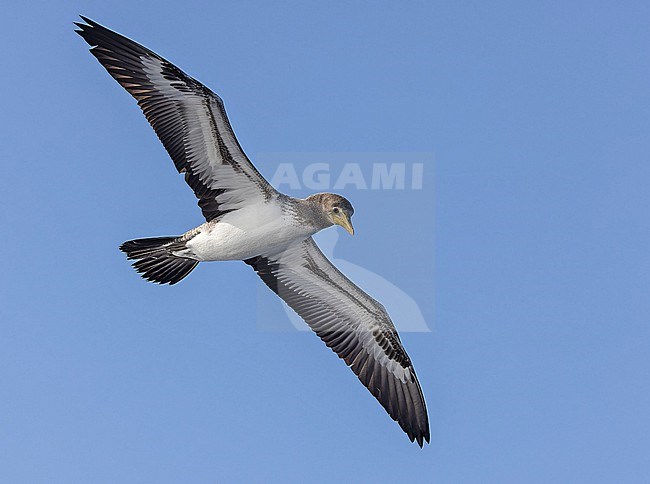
[119,236,198,285]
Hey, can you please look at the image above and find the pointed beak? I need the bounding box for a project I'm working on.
[336,214,355,236]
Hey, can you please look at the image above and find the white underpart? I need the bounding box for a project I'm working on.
[177,202,316,262]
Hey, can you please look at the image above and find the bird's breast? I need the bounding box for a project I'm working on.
[183,203,316,261]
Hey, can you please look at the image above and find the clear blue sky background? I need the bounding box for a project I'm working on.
[2,1,649,482]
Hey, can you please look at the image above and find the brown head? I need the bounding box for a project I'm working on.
[305,193,355,235]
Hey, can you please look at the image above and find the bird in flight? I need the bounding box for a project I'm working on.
[75,16,430,446]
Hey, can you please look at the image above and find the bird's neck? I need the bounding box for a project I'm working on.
[285,195,332,232]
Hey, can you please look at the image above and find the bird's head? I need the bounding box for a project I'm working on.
[307,193,355,235]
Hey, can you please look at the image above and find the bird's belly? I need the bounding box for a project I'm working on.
[183,206,313,261]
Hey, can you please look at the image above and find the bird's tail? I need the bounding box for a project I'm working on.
[119,236,199,285]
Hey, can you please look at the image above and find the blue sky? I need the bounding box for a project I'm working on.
[2,1,650,482]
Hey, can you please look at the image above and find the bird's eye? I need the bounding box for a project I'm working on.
[333,207,340,214]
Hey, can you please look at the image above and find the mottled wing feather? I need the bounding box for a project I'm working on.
[245,238,430,446]
[75,17,275,221]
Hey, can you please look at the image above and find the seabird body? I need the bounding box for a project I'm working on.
[76,17,430,447]
[177,197,322,262]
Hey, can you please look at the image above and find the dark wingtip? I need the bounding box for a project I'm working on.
[74,15,92,31]
[417,433,428,448]
[74,17,93,43]
[409,425,430,448]
[73,19,87,37]
[74,16,106,45]
[78,15,96,25]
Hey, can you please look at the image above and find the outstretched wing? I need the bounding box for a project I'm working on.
[76,17,275,221]
[245,238,430,446]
